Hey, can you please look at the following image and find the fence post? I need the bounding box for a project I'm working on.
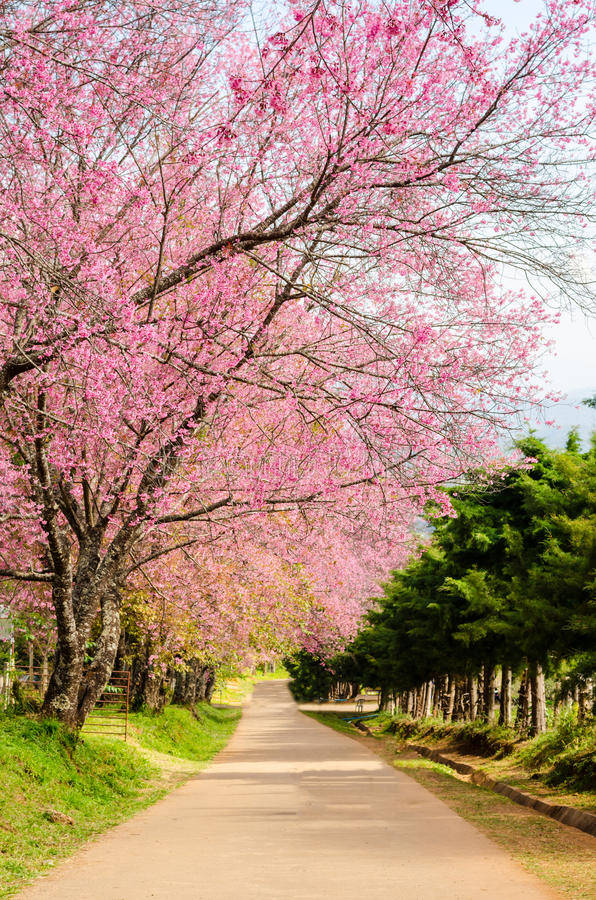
[125,671,130,742]
[2,661,11,709]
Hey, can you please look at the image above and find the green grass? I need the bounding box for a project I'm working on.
[0,703,242,897]
[252,665,289,681]
[212,666,289,705]
[516,715,596,792]
[303,710,360,736]
[213,676,255,706]
[387,713,596,793]
[0,715,158,897]
[387,715,518,757]
[129,703,241,763]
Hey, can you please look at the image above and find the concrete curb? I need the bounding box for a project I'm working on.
[408,744,596,839]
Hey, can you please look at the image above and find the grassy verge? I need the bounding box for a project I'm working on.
[129,703,240,763]
[302,710,359,737]
[213,677,255,706]
[385,714,596,813]
[213,665,289,705]
[0,703,241,898]
[252,665,289,681]
[308,711,596,900]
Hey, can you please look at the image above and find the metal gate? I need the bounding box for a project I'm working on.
[82,670,130,739]
[1,664,130,740]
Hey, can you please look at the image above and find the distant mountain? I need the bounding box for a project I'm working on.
[519,388,596,450]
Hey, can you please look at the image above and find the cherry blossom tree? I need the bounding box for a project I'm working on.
[122,518,382,708]
[0,0,593,725]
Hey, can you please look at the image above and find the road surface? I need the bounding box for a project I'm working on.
[19,681,557,899]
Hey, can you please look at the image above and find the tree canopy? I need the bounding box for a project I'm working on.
[0,0,593,723]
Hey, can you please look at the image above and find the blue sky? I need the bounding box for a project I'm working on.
[483,0,595,405]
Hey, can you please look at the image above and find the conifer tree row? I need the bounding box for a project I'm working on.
[292,434,596,735]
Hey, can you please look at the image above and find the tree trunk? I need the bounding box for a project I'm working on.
[41,572,85,726]
[204,669,216,703]
[552,680,561,725]
[423,681,433,718]
[499,666,512,727]
[183,659,200,706]
[415,686,425,719]
[444,676,456,722]
[173,669,187,705]
[577,678,592,723]
[482,663,496,722]
[529,663,547,736]
[477,667,485,717]
[195,665,210,702]
[141,675,165,711]
[515,669,530,731]
[42,561,124,727]
[418,683,427,718]
[75,588,122,724]
[453,680,466,722]
[468,675,478,721]
[432,680,441,718]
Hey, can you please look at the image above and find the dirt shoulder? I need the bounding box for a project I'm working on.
[404,733,596,815]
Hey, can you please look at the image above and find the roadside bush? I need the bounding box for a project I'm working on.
[516,715,596,791]
[386,716,517,757]
[285,652,333,702]
[517,712,590,771]
[453,721,517,758]
[545,747,596,792]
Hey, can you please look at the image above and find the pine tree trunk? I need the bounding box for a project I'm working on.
[453,680,466,722]
[444,676,456,722]
[423,681,433,718]
[499,666,512,726]
[419,683,427,718]
[577,678,593,722]
[515,669,530,731]
[483,663,496,722]
[432,682,441,718]
[468,675,478,721]
[529,663,547,735]
[552,680,561,725]
[477,667,485,718]
[415,686,424,719]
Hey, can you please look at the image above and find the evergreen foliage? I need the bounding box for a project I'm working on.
[290,434,596,739]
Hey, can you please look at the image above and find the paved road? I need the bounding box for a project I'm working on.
[20,681,557,899]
